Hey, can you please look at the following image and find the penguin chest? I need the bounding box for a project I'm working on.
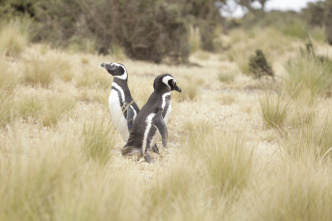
[163,103,172,124]
[108,89,129,141]
[162,92,172,124]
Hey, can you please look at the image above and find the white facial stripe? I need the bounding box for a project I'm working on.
[162,92,171,109]
[112,82,125,102]
[112,63,128,80]
[142,113,155,154]
[162,76,175,89]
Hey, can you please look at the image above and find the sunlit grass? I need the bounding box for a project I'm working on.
[76,65,111,90]
[0,19,29,56]
[240,156,332,221]
[0,90,17,128]
[23,57,55,87]
[40,95,77,127]
[0,59,20,92]
[182,121,254,195]
[82,119,118,165]
[260,93,288,128]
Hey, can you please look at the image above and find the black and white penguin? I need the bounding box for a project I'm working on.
[101,62,140,142]
[121,73,182,163]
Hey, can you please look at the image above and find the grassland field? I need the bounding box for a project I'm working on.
[0,22,332,220]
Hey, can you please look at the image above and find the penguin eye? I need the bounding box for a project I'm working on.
[172,81,176,85]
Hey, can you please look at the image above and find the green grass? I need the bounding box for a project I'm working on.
[260,93,288,128]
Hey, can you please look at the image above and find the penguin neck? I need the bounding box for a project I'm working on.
[112,77,131,96]
[113,77,128,85]
[155,88,171,96]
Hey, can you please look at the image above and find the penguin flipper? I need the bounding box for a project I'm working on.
[153,111,168,147]
[126,105,135,131]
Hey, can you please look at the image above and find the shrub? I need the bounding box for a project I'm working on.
[249,49,274,79]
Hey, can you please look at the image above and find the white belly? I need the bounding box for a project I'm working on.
[109,90,129,142]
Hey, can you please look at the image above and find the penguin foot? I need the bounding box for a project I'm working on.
[151,144,160,155]
[144,154,155,163]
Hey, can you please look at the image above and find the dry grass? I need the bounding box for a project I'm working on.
[260,93,288,128]
[82,119,118,165]
[1,27,332,220]
[0,19,29,56]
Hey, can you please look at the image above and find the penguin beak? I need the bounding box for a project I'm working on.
[174,84,182,93]
[101,63,117,71]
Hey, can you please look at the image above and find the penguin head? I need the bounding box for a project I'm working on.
[101,62,127,80]
[153,73,182,93]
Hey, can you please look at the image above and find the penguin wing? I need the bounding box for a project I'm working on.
[153,110,168,147]
[124,102,137,131]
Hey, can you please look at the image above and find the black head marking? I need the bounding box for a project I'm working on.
[101,62,127,79]
[153,73,181,93]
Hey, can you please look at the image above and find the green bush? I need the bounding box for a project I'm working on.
[249,49,274,79]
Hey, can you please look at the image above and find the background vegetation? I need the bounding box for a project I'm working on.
[1,0,332,220]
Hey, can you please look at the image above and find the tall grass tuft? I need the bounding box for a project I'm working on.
[284,118,332,159]
[23,57,55,87]
[0,19,29,56]
[82,119,118,165]
[0,90,17,128]
[18,96,43,120]
[144,161,212,220]
[241,156,332,221]
[0,59,20,92]
[0,131,140,221]
[285,42,332,98]
[23,54,76,86]
[40,95,76,127]
[203,132,254,195]
[260,93,288,128]
[182,121,254,196]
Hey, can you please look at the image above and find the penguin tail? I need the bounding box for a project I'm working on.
[121,146,141,156]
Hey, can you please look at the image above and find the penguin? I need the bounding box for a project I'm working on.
[101,62,140,142]
[121,73,182,163]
